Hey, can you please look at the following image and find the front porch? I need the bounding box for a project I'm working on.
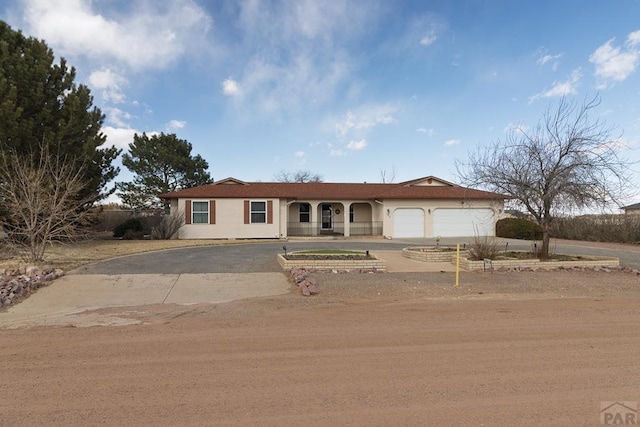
[286,201,384,237]
[286,221,383,237]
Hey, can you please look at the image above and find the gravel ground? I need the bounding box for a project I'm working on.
[2,269,640,426]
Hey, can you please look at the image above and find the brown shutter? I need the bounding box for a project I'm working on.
[267,200,273,224]
[209,200,216,224]
[244,200,250,224]
[185,200,192,225]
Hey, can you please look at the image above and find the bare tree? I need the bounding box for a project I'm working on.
[380,165,397,183]
[274,170,323,183]
[150,208,184,240]
[456,96,634,259]
[0,144,96,262]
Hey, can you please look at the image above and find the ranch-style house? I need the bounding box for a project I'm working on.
[159,176,507,239]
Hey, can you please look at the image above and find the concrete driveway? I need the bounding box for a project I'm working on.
[73,237,640,274]
[1,237,638,328]
[0,272,290,328]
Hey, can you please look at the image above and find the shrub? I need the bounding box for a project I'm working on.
[551,215,640,243]
[466,234,502,260]
[151,209,184,240]
[496,218,543,240]
[123,229,144,240]
[113,218,144,238]
[93,209,133,232]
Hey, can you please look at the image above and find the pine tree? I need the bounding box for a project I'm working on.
[0,20,120,202]
[117,132,212,210]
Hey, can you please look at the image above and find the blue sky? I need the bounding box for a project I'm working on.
[2,0,640,204]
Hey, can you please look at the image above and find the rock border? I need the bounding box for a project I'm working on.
[288,268,320,296]
[0,267,65,309]
[277,253,385,271]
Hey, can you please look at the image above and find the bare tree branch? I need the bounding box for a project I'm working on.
[274,170,323,183]
[456,95,636,259]
[379,165,397,183]
[0,143,96,262]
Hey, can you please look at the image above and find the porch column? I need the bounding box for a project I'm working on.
[309,201,320,236]
[343,201,351,237]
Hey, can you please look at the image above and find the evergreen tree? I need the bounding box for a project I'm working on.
[0,20,120,202]
[117,132,212,210]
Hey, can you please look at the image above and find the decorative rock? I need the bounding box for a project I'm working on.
[0,266,65,310]
[287,268,319,296]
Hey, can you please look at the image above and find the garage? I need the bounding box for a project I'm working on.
[432,208,495,237]
[393,208,425,238]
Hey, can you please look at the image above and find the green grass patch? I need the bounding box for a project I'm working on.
[294,249,367,255]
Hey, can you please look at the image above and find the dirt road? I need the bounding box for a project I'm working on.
[2,270,640,426]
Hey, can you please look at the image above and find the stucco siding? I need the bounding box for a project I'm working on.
[177,198,280,239]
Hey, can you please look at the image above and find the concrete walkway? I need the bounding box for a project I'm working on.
[0,248,457,328]
[0,273,290,328]
[374,250,457,273]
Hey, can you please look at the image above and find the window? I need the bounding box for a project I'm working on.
[299,203,310,223]
[250,201,267,223]
[349,205,355,223]
[192,201,209,224]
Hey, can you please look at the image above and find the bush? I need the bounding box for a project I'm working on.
[551,215,640,243]
[466,235,502,260]
[93,209,133,232]
[496,218,543,240]
[113,218,144,238]
[151,209,184,240]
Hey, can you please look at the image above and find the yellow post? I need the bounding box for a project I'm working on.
[455,243,460,287]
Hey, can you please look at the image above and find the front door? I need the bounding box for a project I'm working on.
[321,204,333,230]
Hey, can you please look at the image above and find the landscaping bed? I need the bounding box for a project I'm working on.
[403,246,619,271]
[278,250,385,271]
[402,246,459,262]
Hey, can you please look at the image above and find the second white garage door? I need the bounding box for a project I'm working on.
[432,208,494,237]
[393,208,425,238]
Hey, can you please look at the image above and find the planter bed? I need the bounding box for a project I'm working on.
[457,256,620,271]
[403,247,619,271]
[402,246,461,262]
[277,253,385,271]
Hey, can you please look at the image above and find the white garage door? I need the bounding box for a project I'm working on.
[393,208,425,238]
[432,208,494,237]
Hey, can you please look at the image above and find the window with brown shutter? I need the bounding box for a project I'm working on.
[267,200,273,224]
[209,200,216,224]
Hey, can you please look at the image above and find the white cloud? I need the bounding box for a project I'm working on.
[221,78,241,97]
[226,51,350,115]
[589,31,640,88]
[88,68,128,103]
[628,30,640,47]
[443,139,460,147]
[330,148,347,157]
[535,48,564,71]
[420,30,437,46]
[166,120,186,130]
[294,150,307,165]
[102,126,137,150]
[222,1,380,116]
[335,106,398,138]
[22,0,211,70]
[347,139,367,150]
[105,107,132,128]
[376,115,396,125]
[530,68,582,102]
[417,127,435,136]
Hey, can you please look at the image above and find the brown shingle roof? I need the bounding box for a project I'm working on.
[159,176,506,201]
